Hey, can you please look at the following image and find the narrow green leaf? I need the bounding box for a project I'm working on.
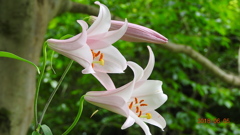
[0,51,40,74]
[41,124,53,135]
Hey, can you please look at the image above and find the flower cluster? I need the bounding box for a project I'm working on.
[47,1,168,135]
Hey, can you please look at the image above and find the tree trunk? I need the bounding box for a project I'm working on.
[0,0,75,134]
[0,0,50,134]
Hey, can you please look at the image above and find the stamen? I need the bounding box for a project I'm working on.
[91,50,95,59]
[90,110,99,118]
[129,102,133,109]
[138,111,142,117]
[135,97,138,104]
[95,51,101,57]
[128,97,151,119]
[136,106,140,113]
[140,103,148,106]
[91,50,105,66]
[140,100,144,103]
[99,53,104,60]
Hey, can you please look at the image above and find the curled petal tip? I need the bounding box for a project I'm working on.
[94,1,100,4]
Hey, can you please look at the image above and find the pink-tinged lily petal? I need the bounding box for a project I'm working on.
[137,90,167,111]
[141,46,155,81]
[87,19,128,50]
[129,111,152,135]
[121,115,135,129]
[109,20,168,44]
[133,80,163,97]
[47,21,95,74]
[87,1,111,36]
[142,111,166,131]
[92,72,116,90]
[92,46,127,73]
[85,2,128,50]
[85,95,129,117]
[127,61,144,83]
[86,61,143,100]
[86,82,133,102]
[60,45,94,74]
[132,81,168,111]
[47,20,88,51]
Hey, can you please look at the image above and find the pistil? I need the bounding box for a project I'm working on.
[140,113,152,119]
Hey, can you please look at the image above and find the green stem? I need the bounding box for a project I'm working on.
[34,43,47,129]
[50,51,56,74]
[38,60,74,125]
[62,95,85,135]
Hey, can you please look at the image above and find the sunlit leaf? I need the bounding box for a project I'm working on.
[0,51,40,74]
[41,124,53,135]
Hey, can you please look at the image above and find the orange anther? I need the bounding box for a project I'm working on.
[140,104,148,106]
[138,111,142,117]
[136,106,140,113]
[129,102,133,109]
[95,51,101,57]
[99,53,104,61]
[91,50,95,59]
[140,100,144,103]
[135,97,138,104]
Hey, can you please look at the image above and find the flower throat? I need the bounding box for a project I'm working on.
[91,50,104,67]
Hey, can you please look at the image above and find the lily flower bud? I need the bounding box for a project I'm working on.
[89,16,168,44]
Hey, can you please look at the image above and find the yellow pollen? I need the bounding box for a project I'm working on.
[146,113,152,119]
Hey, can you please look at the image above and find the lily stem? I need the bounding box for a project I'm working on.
[38,60,74,125]
[34,43,47,130]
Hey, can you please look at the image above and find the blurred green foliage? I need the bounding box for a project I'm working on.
[30,0,240,134]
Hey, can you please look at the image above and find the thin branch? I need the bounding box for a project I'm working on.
[238,47,240,75]
[60,1,122,20]
[69,2,123,20]
[69,2,99,16]
[162,42,240,86]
